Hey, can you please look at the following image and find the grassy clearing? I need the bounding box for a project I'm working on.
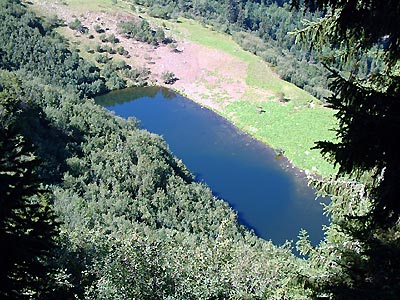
[33,0,337,176]
[56,0,130,13]
[167,18,337,176]
[168,18,316,99]
[223,101,337,177]
[161,18,255,62]
[246,61,316,102]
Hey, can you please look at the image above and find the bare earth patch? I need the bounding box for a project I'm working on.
[29,1,336,176]
[29,0,268,112]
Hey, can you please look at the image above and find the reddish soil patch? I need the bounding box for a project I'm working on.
[30,1,252,111]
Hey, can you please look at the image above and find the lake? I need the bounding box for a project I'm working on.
[96,87,328,246]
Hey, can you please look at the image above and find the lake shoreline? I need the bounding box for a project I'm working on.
[157,85,324,181]
[30,0,336,177]
[96,86,329,245]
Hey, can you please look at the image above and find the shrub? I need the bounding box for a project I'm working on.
[95,54,110,64]
[99,33,107,42]
[161,71,176,84]
[93,24,104,33]
[68,18,82,30]
[107,33,119,44]
[116,46,129,56]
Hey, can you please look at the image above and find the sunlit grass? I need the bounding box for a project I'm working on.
[166,18,337,175]
[57,0,130,12]
[159,18,254,62]
[223,101,338,177]
[32,0,337,176]
[246,61,316,102]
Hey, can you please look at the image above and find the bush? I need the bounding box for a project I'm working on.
[68,18,82,30]
[99,33,107,42]
[106,73,126,90]
[99,44,116,55]
[107,33,119,44]
[111,59,129,71]
[116,46,129,56]
[119,19,171,45]
[161,71,176,84]
[95,54,110,64]
[68,18,88,33]
[93,24,104,33]
[148,5,172,20]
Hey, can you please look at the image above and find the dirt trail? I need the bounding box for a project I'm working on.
[29,0,265,112]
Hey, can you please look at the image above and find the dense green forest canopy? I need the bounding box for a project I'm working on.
[0,1,308,298]
[1,0,399,299]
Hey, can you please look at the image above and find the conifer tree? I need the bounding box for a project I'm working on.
[0,80,60,299]
[292,1,400,298]
[293,0,400,227]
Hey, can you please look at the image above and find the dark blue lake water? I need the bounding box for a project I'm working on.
[96,87,328,246]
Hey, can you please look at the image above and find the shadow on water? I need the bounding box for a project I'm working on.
[96,86,177,106]
[96,87,330,247]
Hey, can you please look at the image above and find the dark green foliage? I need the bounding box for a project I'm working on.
[147,4,175,19]
[68,18,88,33]
[297,178,400,300]
[0,2,107,98]
[93,24,104,33]
[224,0,239,24]
[88,240,175,299]
[116,45,129,56]
[106,73,127,89]
[119,18,171,45]
[107,33,119,44]
[292,0,400,63]
[99,33,107,42]
[99,33,119,44]
[122,67,150,86]
[0,78,60,299]
[292,0,400,299]
[0,1,325,299]
[94,43,103,52]
[316,70,400,223]
[43,14,64,31]
[95,53,110,64]
[161,70,177,84]
[294,0,400,226]
[68,18,82,30]
[99,44,116,54]
[110,59,129,71]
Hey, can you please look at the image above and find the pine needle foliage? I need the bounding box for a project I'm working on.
[0,107,60,299]
[292,0,400,226]
[292,1,400,299]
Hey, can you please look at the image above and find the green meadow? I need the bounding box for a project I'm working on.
[165,18,337,176]
[223,101,337,177]
[39,0,338,177]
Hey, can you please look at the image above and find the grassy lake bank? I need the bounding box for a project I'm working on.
[30,0,337,177]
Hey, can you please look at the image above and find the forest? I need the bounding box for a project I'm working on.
[1,0,399,299]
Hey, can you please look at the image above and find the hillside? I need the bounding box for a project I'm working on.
[2,1,399,299]
[30,0,337,176]
[0,1,313,298]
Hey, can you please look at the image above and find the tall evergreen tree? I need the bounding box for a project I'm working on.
[292,1,400,298]
[0,79,60,299]
[224,0,239,23]
[292,0,400,226]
